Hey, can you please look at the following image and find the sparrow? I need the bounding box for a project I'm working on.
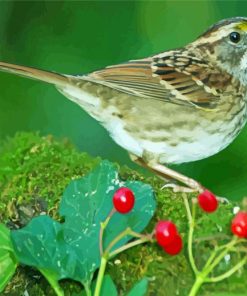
[0,17,247,193]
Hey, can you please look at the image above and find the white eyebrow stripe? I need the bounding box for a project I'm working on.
[193,23,240,44]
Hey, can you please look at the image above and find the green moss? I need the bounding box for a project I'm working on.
[0,133,246,296]
[0,133,100,223]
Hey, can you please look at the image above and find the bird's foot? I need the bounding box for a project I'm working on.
[162,183,229,204]
[216,196,229,204]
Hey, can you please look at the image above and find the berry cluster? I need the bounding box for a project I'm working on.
[107,185,247,296]
[195,190,247,239]
[112,187,247,258]
[112,187,183,255]
[155,221,183,255]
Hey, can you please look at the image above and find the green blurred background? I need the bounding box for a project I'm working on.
[0,0,246,200]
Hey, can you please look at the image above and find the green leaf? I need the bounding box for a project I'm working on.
[40,269,65,296]
[0,224,18,292]
[11,161,155,287]
[60,160,156,252]
[100,275,118,296]
[126,278,148,296]
[75,274,118,296]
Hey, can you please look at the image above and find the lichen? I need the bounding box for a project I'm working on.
[0,133,246,296]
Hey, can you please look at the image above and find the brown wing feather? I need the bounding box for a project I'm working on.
[0,61,68,86]
[89,58,171,100]
[88,52,232,109]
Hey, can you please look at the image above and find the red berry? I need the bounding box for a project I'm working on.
[198,190,218,213]
[163,234,183,256]
[155,220,178,247]
[113,187,135,214]
[231,211,247,238]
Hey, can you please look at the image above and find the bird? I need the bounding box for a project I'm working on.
[0,17,247,193]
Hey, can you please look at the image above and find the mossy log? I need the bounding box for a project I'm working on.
[0,133,246,296]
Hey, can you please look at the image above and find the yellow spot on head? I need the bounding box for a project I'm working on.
[236,22,247,31]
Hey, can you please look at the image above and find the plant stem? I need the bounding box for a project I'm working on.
[206,256,247,283]
[189,237,243,295]
[99,208,116,255]
[39,269,64,296]
[109,236,153,258]
[204,238,239,270]
[188,275,204,296]
[94,256,108,296]
[105,227,147,254]
[236,247,247,253]
[204,248,218,270]
[206,237,238,273]
[183,193,192,223]
[96,226,153,295]
[214,237,243,252]
[96,206,153,296]
[183,195,198,275]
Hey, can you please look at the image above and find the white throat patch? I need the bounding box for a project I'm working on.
[240,51,247,85]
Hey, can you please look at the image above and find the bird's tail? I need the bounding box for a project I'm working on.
[0,61,69,87]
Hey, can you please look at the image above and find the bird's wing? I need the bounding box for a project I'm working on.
[88,52,232,109]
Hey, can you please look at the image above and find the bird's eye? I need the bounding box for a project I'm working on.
[229,32,241,43]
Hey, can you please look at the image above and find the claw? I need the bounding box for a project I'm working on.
[217,196,230,204]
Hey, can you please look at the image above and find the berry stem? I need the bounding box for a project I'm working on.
[189,236,244,295]
[206,256,247,283]
[203,249,218,270]
[205,237,238,273]
[105,227,146,255]
[214,236,243,252]
[109,236,154,258]
[94,256,108,296]
[183,194,198,275]
[184,193,246,295]
[203,238,239,270]
[96,222,152,296]
[99,208,116,255]
[183,193,192,223]
[236,246,247,253]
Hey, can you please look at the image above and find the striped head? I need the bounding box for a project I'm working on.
[190,17,247,85]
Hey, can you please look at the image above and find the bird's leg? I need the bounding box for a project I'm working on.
[129,153,170,182]
[129,153,204,193]
[148,162,204,193]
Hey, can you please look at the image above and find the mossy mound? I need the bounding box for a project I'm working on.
[0,133,246,296]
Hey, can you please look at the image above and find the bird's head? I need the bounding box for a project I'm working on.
[190,17,247,85]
